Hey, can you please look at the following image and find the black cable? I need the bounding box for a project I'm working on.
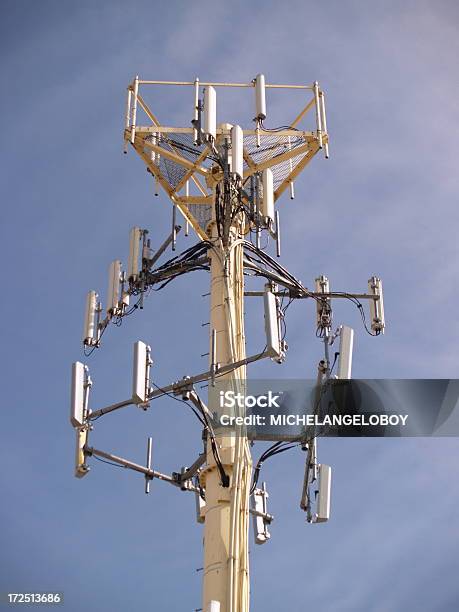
[151,382,206,427]
[193,393,229,488]
[92,454,127,469]
[150,382,229,487]
[250,441,298,494]
[83,320,108,357]
[330,292,380,336]
[259,119,300,133]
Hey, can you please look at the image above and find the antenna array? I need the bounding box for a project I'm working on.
[70,75,385,612]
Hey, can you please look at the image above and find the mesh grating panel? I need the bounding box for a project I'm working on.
[142,131,313,204]
[188,204,213,231]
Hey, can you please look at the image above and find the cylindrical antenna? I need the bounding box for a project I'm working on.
[125,88,132,129]
[193,77,200,144]
[150,133,157,164]
[319,91,329,159]
[313,81,323,149]
[275,210,281,258]
[130,75,139,144]
[254,74,267,121]
[83,290,98,346]
[172,204,177,251]
[288,136,295,199]
[145,437,153,494]
[185,181,190,236]
[261,168,274,225]
[368,277,385,333]
[203,86,217,141]
[230,125,244,179]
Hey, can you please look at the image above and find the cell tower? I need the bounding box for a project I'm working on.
[70,75,385,611]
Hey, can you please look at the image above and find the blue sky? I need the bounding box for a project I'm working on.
[1,1,458,610]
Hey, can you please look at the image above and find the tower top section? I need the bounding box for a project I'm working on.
[123,76,329,240]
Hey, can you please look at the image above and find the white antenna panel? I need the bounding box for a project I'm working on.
[230,125,243,179]
[252,482,270,544]
[207,602,220,612]
[70,361,85,427]
[107,260,122,315]
[261,168,274,222]
[337,325,354,379]
[254,73,266,120]
[83,290,97,345]
[128,227,142,281]
[316,464,331,522]
[263,283,281,360]
[368,276,385,333]
[203,86,216,140]
[132,341,151,403]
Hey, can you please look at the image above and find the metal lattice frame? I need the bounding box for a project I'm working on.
[124,78,329,238]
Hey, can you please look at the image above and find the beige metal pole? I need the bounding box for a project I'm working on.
[201,167,251,611]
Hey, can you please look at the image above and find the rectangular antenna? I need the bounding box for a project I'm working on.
[203,86,216,141]
[70,361,85,427]
[254,73,266,120]
[107,260,122,315]
[264,283,282,361]
[207,602,220,612]
[132,341,151,403]
[251,482,270,544]
[368,276,385,333]
[261,168,274,225]
[337,325,354,379]
[230,125,243,179]
[128,227,142,281]
[83,290,98,346]
[316,464,331,522]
